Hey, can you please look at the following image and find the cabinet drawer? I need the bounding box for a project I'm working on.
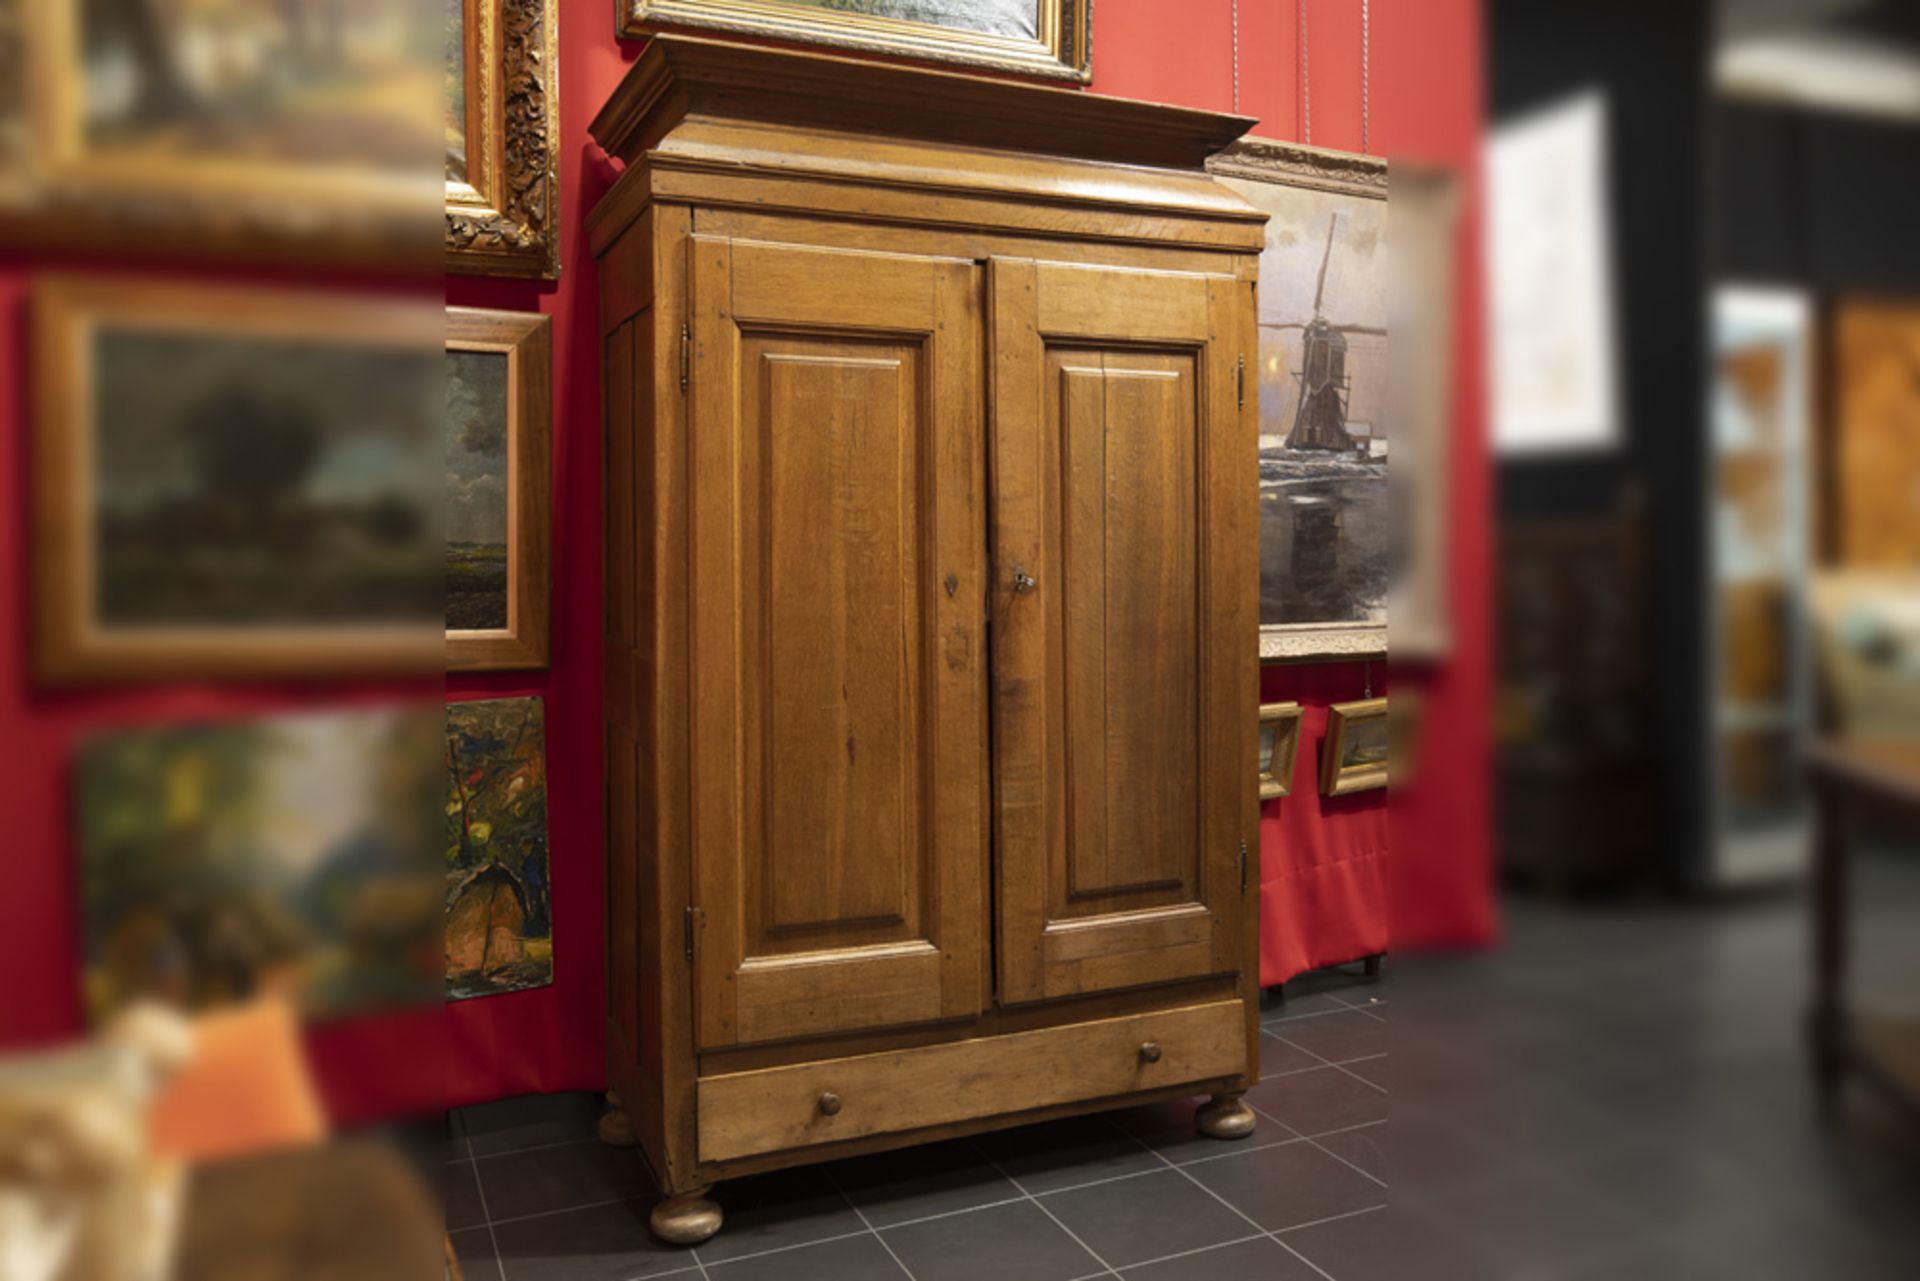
[696,999,1247,1164]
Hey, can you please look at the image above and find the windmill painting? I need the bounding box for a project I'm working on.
[1211,141,1390,660]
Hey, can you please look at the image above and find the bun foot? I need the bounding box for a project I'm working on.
[1195,1093,1256,1140]
[605,1088,624,1109]
[650,1187,723,1245]
[597,1105,637,1147]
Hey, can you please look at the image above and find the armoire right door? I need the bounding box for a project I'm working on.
[989,257,1256,1005]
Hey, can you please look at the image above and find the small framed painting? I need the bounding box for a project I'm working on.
[1321,697,1390,797]
[446,307,551,670]
[33,276,442,682]
[1258,701,1304,801]
[446,0,561,277]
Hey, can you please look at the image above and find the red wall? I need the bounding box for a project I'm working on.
[0,0,1491,1108]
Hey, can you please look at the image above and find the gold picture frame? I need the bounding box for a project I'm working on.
[447,307,553,671]
[1208,138,1391,664]
[1258,702,1304,801]
[1321,697,1390,797]
[5,3,443,266]
[447,0,562,278]
[34,276,443,683]
[616,0,1093,83]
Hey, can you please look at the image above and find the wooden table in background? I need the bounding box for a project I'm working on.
[1806,738,1920,1113]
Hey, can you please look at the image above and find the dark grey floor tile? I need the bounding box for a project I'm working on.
[1123,1234,1323,1281]
[447,1158,487,1232]
[694,1167,868,1265]
[1185,1137,1384,1232]
[881,1198,1101,1281]
[489,1197,693,1281]
[1422,1168,1641,1278]
[462,1093,607,1158]
[972,1114,1163,1194]
[1247,1064,1388,1135]
[1265,1008,1389,1064]
[831,1138,1021,1228]
[1254,1033,1326,1076]
[476,1140,656,1222]
[1260,990,1355,1021]
[449,1226,498,1279]
[1038,1166,1251,1269]
[1306,1121,1387,1182]
[706,1233,907,1281]
[1283,1207,1493,1281]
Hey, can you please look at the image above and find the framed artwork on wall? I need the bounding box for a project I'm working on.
[446,307,552,671]
[615,0,1093,83]
[33,276,442,683]
[446,0,561,278]
[4,3,442,264]
[445,697,553,1000]
[1258,701,1305,800]
[1321,697,1390,797]
[1209,138,1390,663]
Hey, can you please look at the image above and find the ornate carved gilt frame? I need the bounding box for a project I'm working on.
[616,0,1092,83]
[1208,137,1391,664]
[448,0,562,279]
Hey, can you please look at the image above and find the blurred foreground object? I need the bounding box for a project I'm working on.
[78,706,443,1027]
[0,0,440,268]
[0,1005,193,1281]
[32,276,442,684]
[1812,572,1920,743]
[146,1002,326,1165]
[1806,739,1920,1114]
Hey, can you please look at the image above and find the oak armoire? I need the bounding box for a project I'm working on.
[589,36,1267,1245]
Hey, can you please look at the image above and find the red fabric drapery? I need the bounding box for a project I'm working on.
[1257,664,1389,986]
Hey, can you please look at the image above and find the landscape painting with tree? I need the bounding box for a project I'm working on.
[1211,141,1390,660]
[446,347,510,631]
[79,707,442,1025]
[444,306,550,670]
[33,277,442,681]
[445,697,552,1000]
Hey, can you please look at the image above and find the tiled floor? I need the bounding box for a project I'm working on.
[447,971,1388,1281]
[448,851,1920,1279]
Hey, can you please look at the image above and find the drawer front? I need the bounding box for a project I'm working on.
[696,999,1247,1164]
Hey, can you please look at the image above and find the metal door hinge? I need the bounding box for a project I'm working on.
[679,323,690,394]
[1238,839,1249,892]
[1236,354,1246,411]
[683,905,697,961]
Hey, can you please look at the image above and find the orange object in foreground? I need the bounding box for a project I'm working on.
[147,1000,328,1163]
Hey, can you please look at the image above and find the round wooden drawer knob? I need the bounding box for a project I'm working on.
[818,1091,843,1116]
[1139,1042,1162,1064]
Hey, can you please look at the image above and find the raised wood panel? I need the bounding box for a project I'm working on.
[991,258,1251,1005]
[690,236,988,1050]
[697,999,1246,1163]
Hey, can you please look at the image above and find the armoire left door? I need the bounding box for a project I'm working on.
[684,235,990,1050]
